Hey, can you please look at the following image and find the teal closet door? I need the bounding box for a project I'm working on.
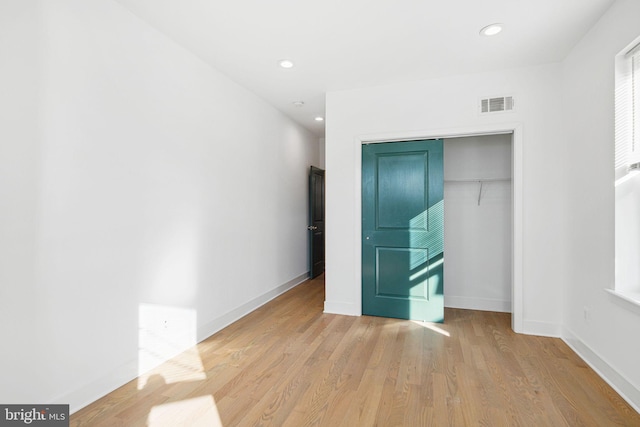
[362,139,444,322]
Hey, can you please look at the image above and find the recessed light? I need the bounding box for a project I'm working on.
[278,59,294,69]
[480,23,503,37]
[292,101,305,107]
[314,116,324,122]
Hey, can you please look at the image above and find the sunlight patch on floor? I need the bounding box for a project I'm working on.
[147,395,223,427]
[411,320,451,337]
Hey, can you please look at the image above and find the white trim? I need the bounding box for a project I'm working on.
[353,135,364,317]
[197,272,310,341]
[521,320,560,337]
[323,300,360,316]
[605,288,640,315]
[57,359,139,415]
[353,123,524,333]
[445,296,511,313]
[62,272,310,414]
[625,41,640,58]
[563,327,640,413]
[512,125,524,333]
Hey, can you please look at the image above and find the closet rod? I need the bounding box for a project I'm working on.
[443,178,511,206]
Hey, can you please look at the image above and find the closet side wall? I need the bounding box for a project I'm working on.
[444,134,512,312]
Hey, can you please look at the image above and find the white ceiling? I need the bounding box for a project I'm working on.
[114,0,615,137]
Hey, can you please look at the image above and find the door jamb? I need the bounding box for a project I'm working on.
[353,123,523,333]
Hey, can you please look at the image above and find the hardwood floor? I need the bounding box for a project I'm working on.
[71,275,640,426]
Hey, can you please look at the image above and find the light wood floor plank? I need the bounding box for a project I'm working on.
[71,275,640,426]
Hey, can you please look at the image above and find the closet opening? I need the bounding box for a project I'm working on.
[443,134,513,314]
[354,125,522,332]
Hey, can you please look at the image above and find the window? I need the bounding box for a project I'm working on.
[632,45,640,156]
[613,38,640,304]
[615,41,640,173]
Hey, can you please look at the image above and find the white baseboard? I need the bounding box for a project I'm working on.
[521,319,561,337]
[62,272,310,414]
[197,272,309,341]
[445,295,511,313]
[326,296,510,316]
[56,360,139,415]
[563,327,640,413]
[324,300,360,316]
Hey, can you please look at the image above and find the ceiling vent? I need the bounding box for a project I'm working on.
[480,96,514,114]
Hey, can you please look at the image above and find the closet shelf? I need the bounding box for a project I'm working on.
[444,178,511,182]
[444,178,511,205]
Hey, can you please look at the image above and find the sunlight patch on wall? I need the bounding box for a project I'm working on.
[147,395,223,427]
[138,303,205,388]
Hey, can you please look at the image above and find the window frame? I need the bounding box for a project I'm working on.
[613,37,640,307]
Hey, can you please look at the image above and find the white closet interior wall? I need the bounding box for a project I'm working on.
[443,134,512,312]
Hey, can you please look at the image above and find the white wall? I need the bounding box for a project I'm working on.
[325,63,566,336]
[0,0,42,403]
[444,135,512,312]
[561,0,640,409]
[318,137,326,169]
[615,173,640,295]
[0,0,318,412]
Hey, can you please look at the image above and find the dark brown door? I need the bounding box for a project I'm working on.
[309,166,325,278]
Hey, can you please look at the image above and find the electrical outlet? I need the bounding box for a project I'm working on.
[583,306,590,322]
